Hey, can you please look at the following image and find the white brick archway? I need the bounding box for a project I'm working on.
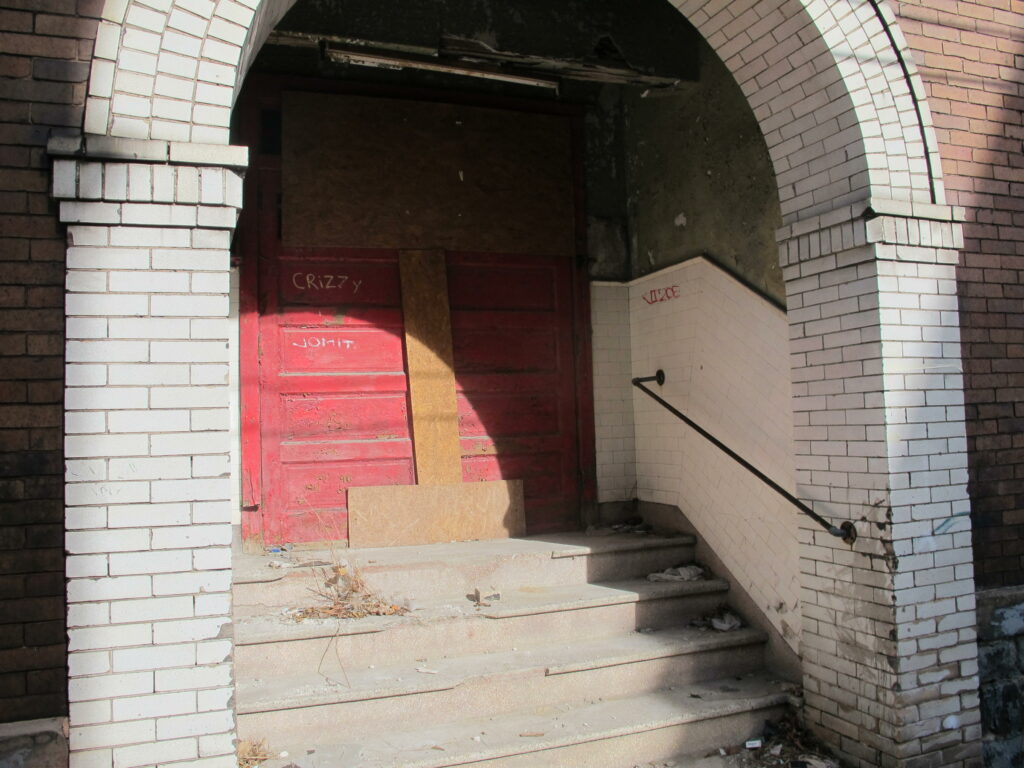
[50,1,980,766]
[87,0,943,221]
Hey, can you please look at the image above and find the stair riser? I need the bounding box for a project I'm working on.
[235,591,729,674]
[251,704,787,768]
[234,545,696,609]
[237,645,767,744]
[468,705,787,768]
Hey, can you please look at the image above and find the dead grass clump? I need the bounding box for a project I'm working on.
[291,564,408,621]
[237,738,271,768]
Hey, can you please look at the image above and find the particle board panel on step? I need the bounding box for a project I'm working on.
[348,479,525,548]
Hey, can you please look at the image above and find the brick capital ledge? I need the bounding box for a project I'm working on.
[47,134,249,170]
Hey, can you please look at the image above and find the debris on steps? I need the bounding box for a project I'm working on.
[250,673,795,768]
[586,515,655,536]
[288,564,408,621]
[690,606,745,632]
[633,712,844,768]
[237,737,271,768]
[648,564,705,582]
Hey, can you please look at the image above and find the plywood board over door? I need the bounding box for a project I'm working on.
[281,91,576,256]
[398,249,463,486]
[242,87,593,547]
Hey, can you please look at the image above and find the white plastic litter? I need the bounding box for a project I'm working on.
[710,611,742,631]
[647,565,704,582]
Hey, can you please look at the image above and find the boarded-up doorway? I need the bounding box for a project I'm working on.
[239,85,594,547]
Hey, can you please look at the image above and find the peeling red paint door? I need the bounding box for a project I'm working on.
[449,252,581,534]
[238,85,595,546]
[257,246,415,546]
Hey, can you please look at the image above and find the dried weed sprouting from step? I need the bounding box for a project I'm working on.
[237,738,271,768]
[291,564,408,621]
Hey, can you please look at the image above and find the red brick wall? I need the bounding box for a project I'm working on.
[894,0,1024,588]
[0,0,99,722]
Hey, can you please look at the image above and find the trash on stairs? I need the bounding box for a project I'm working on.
[468,586,501,607]
[648,564,705,582]
[690,607,744,632]
[586,516,655,536]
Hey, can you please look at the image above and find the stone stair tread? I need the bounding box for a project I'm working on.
[236,625,768,714]
[478,578,727,618]
[233,532,696,586]
[252,672,794,768]
[234,577,730,646]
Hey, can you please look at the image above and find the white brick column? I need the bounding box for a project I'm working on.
[50,137,246,768]
[780,200,982,768]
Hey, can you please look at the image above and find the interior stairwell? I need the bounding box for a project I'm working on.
[232,532,798,767]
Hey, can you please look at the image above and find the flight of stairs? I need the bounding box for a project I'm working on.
[232,532,796,767]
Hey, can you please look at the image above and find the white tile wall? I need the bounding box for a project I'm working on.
[592,258,800,651]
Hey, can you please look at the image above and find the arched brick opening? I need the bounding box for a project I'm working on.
[52,1,979,766]
[89,0,942,219]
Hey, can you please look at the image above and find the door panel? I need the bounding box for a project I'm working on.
[240,87,593,546]
[449,252,580,534]
[257,248,415,546]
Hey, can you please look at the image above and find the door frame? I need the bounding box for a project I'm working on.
[234,74,596,549]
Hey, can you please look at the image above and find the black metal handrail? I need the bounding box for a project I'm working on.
[632,370,857,544]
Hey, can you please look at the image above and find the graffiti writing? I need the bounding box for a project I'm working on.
[292,273,363,293]
[292,337,356,350]
[641,285,680,305]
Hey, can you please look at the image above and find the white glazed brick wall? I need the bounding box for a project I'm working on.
[54,154,244,768]
[88,0,942,223]
[626,259,801,650]
[68,0,977,763]
[781,204,980,767]
[590,285,637,504]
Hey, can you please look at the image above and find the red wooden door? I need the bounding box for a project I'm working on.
[256,245,415,545]
[238,85,595,547]
[449,252,580,534]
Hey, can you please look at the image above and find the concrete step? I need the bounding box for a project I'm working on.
[247,672,794,768]
[236,626,768,743]
[233,532,697,609]
[234,577,731,674]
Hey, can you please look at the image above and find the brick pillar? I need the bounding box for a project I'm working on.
[50,137,245,768]
[780,200,982,767]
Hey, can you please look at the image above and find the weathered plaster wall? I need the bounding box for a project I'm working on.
[624,41,785,303]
